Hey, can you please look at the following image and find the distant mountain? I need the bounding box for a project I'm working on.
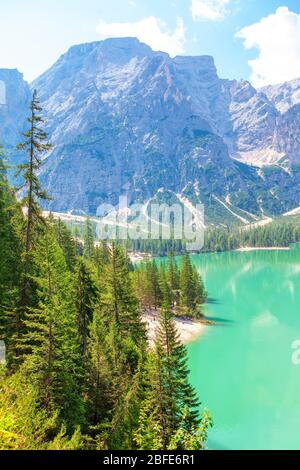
[261,79,300,113]
[260,79,300,167]
[1,38,300,224]
[0,69,31,173]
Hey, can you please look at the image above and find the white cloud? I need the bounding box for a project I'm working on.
[191,0,231,21]
[237,7,300,88]
[96,16,185,57]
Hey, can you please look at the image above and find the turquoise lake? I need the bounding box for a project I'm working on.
[187,250,300,450]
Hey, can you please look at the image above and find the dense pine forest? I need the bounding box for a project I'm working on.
[68,213,300,257]
[132,253,207,318]
[112,220,300,257]
[203,222,300,252]
[0,92,211,450]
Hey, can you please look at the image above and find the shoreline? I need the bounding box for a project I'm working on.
[130,246,293,262]
[142,309,207,347]
[235,246,290,252]
[129,252,151,263]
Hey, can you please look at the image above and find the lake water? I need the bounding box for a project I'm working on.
[187,250,300,450]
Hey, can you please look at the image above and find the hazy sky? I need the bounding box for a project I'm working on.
[1,0,300,87]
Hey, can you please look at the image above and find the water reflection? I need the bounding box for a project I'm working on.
[187,250,300,450]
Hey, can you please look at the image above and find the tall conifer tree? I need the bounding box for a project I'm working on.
[54,218,77,271]
[21,226,84,430]
[167,251,179,291]
[75,259,98,359]
[136,305,201,449]
[16,90,52,306]
[0,144,24,365]
[83,218,95,260]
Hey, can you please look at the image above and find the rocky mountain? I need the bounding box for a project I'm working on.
[223,79,282,166]
[1,38,300,225]
[261,79,300,114]
[0,69,31,173]
[260,79,300,167]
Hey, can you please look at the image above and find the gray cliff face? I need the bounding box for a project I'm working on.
[33,39,236,214]
[261,79,300,114]
[274,105,300,164]
[223,79,281,166]
[30,39,300,218]
[0,69,31,169]
[259,79,300,165]
[2,38,300,222]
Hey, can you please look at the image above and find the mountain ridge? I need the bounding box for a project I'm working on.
[1,38,300,224]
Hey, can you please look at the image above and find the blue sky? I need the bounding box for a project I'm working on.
[0,0,300,86]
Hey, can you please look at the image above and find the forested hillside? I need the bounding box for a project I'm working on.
[3,39,300,223]
[204,221,300,252]
[0,92,211,450]
[117,219,300,256]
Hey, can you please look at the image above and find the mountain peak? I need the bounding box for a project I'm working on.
[5,37,300,220]
[0,68,26,82]
[174,54,215,68]
[261,78,300,113]
[64,37,162,61]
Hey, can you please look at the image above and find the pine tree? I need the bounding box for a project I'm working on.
[87,307,146,449]
[72,225,83,256]
[54,218,77,271]
[0,367,85,450]
[159,263,173,307]
[75,259,98,359]
[178,254,206,318]
[0,132,213,450]
[138,304,201,449]
[167,408,212,451]
[20,225,85,430]
[134,352,166,450]
[132,264,149,310]
[144,260,162,310]
[93,244,147,448]
[192,266,207,307]
[134,396,163,450]
[16,90,52,307]
[86,308,113,427]
[167,251,179,291]
[99,244,145,354]
[0,145,19,303]
[108,363,145,450]
[179,254,195,313]
[167,253,180,308]
[83,218,95,260]
[0,144,24,366]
